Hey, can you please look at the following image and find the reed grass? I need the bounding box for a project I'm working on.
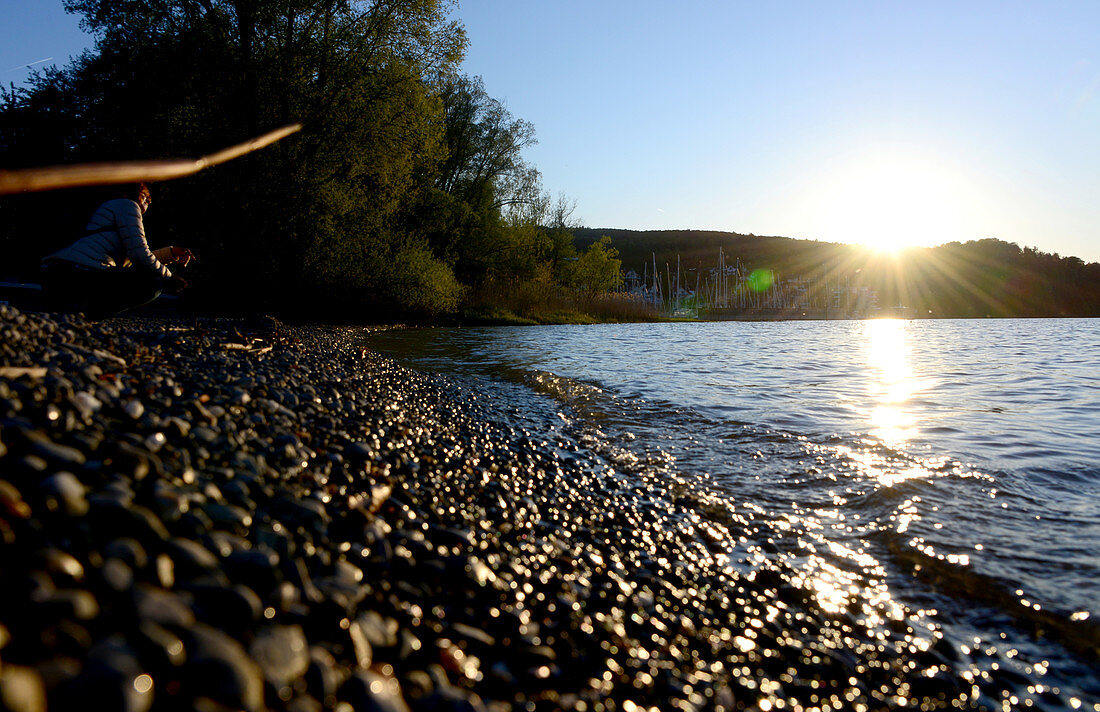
[464,281,660,325]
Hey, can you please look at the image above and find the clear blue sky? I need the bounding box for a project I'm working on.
[4,1,1098,261]
[456,0,1100,261]
[1,2,88,86]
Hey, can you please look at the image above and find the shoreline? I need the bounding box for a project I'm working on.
[5,281,1097,327]
[0,306,1088,711]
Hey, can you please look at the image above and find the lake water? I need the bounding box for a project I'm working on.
[369,318,1100,704]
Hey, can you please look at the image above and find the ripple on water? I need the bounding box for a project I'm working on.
[369,319,1100,706]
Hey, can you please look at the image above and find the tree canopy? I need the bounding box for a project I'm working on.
[1,0,612,320]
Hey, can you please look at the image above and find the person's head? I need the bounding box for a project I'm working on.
[123,182,152,213]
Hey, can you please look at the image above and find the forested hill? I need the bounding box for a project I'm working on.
[573,228,830,276]
[574,228,1100,318]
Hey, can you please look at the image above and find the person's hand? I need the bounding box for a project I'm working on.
[167,274,188,294]
[169,246,196,267]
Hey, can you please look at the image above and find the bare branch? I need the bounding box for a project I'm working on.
[0,123,301,194]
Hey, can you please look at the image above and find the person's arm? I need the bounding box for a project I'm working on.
[116,200,172,279]
[152,246,196,266]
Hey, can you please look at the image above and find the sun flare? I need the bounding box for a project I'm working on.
[801,147,982,253]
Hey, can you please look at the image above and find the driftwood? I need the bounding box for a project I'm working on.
[222,341,274,356]
[0,124,301,195]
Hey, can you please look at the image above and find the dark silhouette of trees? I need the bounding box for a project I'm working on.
[1,0,594,318]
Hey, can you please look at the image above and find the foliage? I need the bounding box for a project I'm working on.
[569,236,623,300]
[0,0,625,320]
[0,1,532,317]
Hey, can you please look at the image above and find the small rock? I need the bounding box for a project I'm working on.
[69,391,102,419]
[123,400,145,420]
[248,625,310,687]
[41,589,99,621]
[73,637,154,712]
[0,479,31,519]
[225,548,280,592]
[189,583,263,630]
[164,538,221,578]
[133,621,186,670]
[134,585,196,629]
[355,611,399,650]
[0,665,46,712]
[103,538,149,570]
[38,548,85,583]
[203,502,252,533]
[346,620,373,669]
[39,472,89,517]
[99,558,134,593]
[304,646,341,706]
[90,501,170,543]
[339,671,411,712]
[143,432,167,453]
[30,438,86,468]
[182,624,265,712]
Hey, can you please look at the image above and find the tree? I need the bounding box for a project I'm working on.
[570,236,622,301]
[436,75,537,213]
[2,1,602,319]
[2,0,471,316]
[430,74,552,286]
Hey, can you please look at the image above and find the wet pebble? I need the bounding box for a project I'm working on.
[248,625,310,687]
[0,665,46,712]
[181,624,265,712]
[39,472,88,517]
[69,637,154,712]
[339,670,411,712]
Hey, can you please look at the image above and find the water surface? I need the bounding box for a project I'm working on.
[369,318,1100,706]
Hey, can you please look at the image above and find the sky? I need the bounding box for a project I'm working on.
[1,2,88,85]
[2,1,1098,261]
[453,1,1100,261]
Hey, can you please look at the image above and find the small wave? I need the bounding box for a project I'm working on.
[880,529,1100,662]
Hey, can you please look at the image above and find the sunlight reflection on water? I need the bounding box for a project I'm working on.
[865,319,921,446]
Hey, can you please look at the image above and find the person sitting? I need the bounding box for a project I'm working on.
[40,182,195,318]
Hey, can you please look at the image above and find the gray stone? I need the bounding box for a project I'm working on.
[39,472,88,516]
[189,583,262,630]
[0,665,46,712]
[164,538,221,577]
[248,625,310,687]
[103,538,149,570]
[133,621,186,670]
[339,671,411,712]
[182,624,265,712]
[134,585,196,628]
[304,646,341,706]
[76,637,154,712]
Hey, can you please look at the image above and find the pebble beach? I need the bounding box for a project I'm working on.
[0,306,1070,712]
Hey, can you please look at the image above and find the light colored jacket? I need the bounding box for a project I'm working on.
[43,199,172,279]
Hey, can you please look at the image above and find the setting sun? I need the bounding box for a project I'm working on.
[798,147,986,253]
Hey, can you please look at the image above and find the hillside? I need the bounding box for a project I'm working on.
[574,228,1100,318]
